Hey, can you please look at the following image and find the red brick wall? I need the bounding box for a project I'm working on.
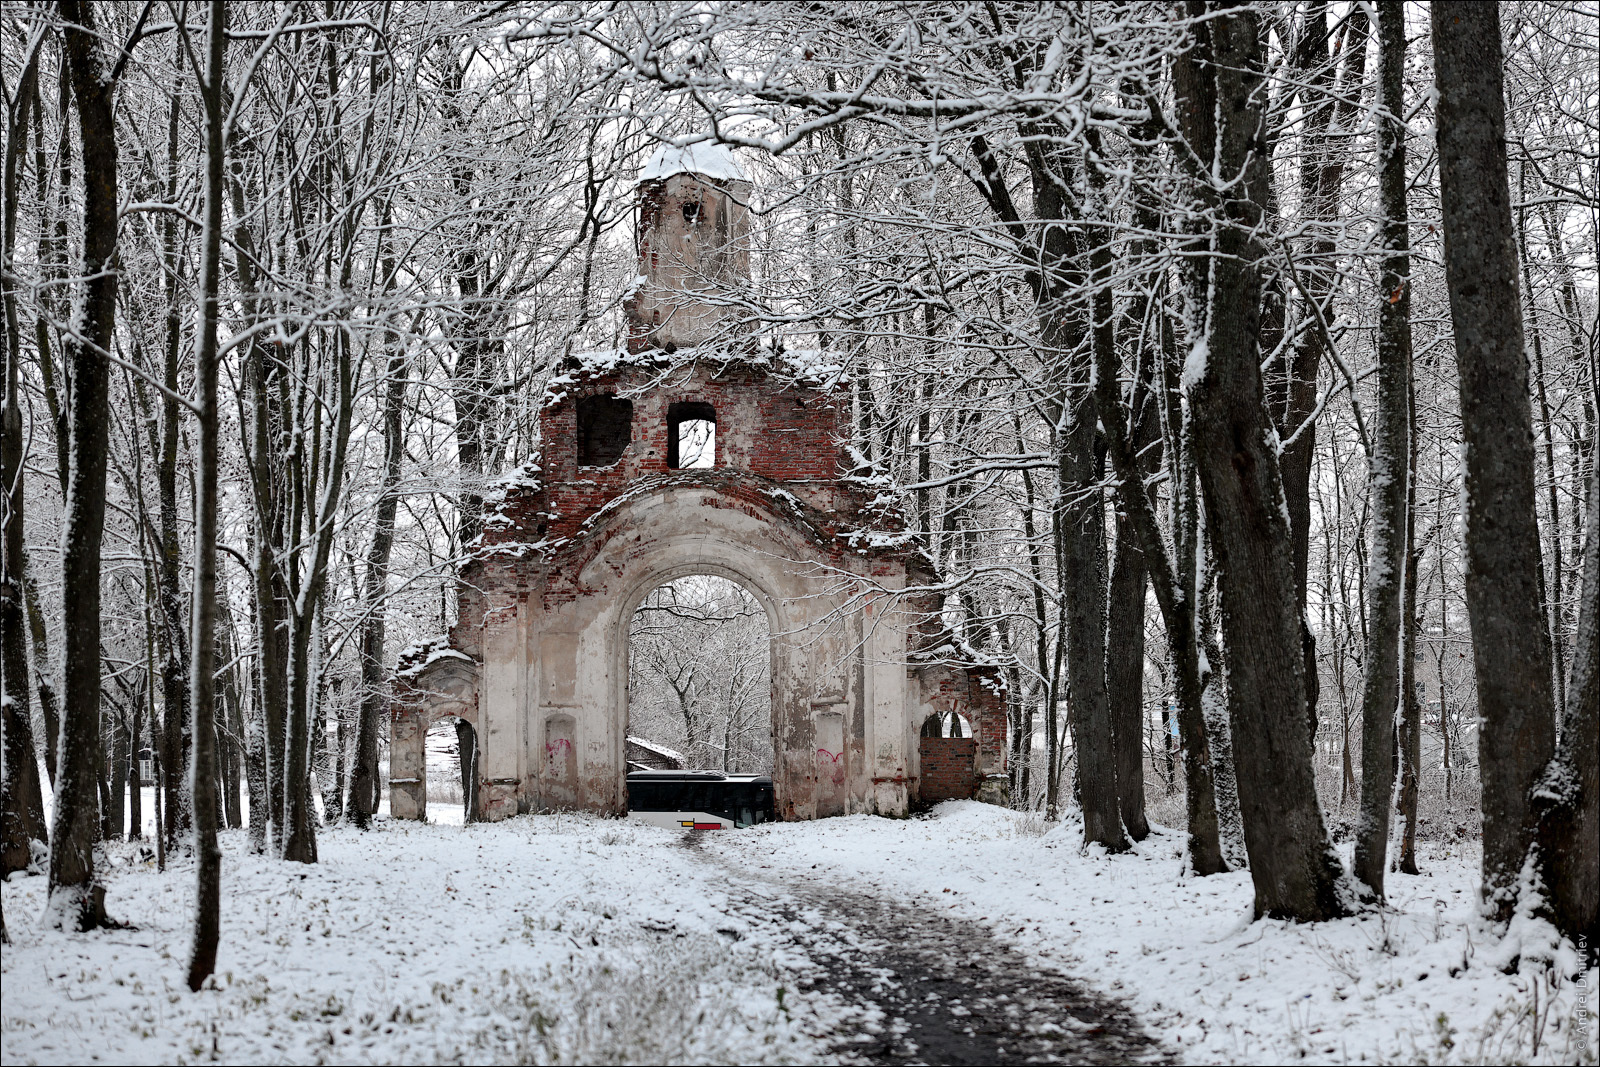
[479,361,862,559]
[919,737,978,803]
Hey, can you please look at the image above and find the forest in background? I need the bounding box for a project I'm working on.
[0,0,1594,990]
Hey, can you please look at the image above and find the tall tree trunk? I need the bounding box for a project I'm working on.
[1353,0,1414,901]
[127,680,142,840]
[1535,464,1598,956]
[280,321,354,862]
[1178,2,1347,921]
[1043,142,1125,852]
[1517,171,1567,715]
[1,33,48,874]
[349,235,406,829]
[1106,510,1150,842]
[1057,417,1124,850]
[1099,194,1160,844]
[157,66,191,853]
[106,708,127,840]
[1432,1,1557,925]
[243,653,268,853]
[1279,4,1369,743]
[21,557,58,785]
[281,595,320,862]
[47,0,119,931]
[1099,292,1227,872]
[217,590,244,830]
[1154,17,1238,877]
[229,178,286,853]
[1396,449,1422,876]
[1094,313,1173,849]
[186,0,226,990]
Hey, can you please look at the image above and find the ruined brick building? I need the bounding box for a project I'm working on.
[392,143,1006,822]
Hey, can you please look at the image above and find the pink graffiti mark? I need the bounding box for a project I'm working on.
[817,747,846,786]
[546,738,574,775]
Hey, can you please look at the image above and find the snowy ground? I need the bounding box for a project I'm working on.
[0,817,839,1065]
[3,803,1596,1065]
[704,804,1598,1065]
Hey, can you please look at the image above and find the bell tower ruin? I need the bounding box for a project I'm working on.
[391,142,1006,822]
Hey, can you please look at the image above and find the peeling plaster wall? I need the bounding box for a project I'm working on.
[470,482,908,822]
[626,172,752,351]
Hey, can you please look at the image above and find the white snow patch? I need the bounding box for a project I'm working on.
[625,736,684,763]
[0,820,836,1065]
[638,141,748,184]
[1181,337,1209,391]
[5,808,1593,1066]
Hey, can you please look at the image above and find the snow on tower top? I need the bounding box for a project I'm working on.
[637,141,748,184]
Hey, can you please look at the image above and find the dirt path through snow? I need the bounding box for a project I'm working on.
[684,830,1167,1066]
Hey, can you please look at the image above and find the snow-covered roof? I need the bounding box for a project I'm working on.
[638,142,748,184]
[626,735,685,761]
[395,636,474,678]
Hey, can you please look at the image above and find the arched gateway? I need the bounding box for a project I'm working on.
[392,144,1006,822]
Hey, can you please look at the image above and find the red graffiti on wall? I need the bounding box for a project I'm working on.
[546,737,573,777]
[817,748,846,785]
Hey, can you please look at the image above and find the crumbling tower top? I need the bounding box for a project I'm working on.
[626,142,752,353]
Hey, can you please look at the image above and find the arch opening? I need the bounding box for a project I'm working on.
[920,710,973,738]
[626,573,772,775]
[422,716,479,825]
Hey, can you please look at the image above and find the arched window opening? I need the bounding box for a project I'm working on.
[628,574,770,774]
[668,401,716,469]
[920,710,972,738]
[577,394,633,467]
[423,716,478,824]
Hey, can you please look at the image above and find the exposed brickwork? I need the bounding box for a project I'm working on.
[919,737,979,803]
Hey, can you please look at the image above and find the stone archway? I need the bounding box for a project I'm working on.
[391,655,477,821]
[601,538,819,818]
[393,150,1007,823]
[488,479,907,822]
[618,566,778,776]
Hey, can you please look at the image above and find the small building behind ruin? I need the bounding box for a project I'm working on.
[625,736,684,773]
[392,142,1005,822]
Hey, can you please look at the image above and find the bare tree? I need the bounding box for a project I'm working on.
[1352,0,1414,902]
[1433,0,1558,927]
[47,0,122,930]
[182,0,226,991]
[1176,2,1348,920]
[348,218,407,829]
[1537,463,1598,954]
[0,19,49,877]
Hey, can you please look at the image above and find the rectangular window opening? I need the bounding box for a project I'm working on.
[577,395,633,467]
[668,401,717,469]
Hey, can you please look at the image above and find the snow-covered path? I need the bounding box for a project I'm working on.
[3,803,1596,1065]
[0,811,1163,1066]
[682,830,1162,1065]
